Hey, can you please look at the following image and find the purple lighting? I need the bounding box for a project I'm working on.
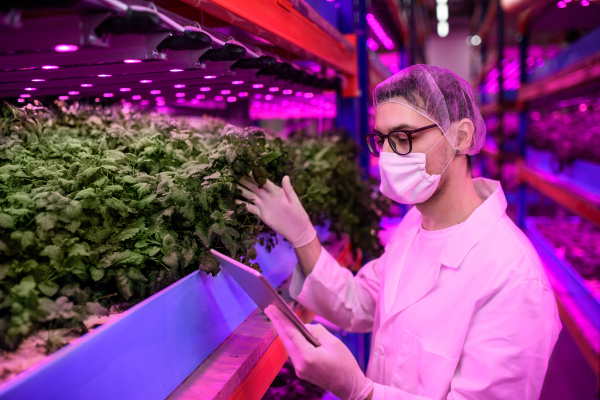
[283,89,293,95]
[132,95,142,100]
[265,94,274,100]
[221,89,231,95]
[170,69,184,72]
[252,83,264,89]
[303,92,314,98]
[81,83,93,87]
[269,87,279,92]
[557,1,566,7]
[59,96,69,100]
[98,74,112,77]
[124,59,142,63]
[295,91,303,97]
[254,94,262,99]
[177,98,185,103]
[581,0,589,5]
[196,94,205,99]
[140,80,152,83]
[366,38,379,51]
[31,79,45,82]
[42,65,59,70]
[17,98,25,103]
[103,93,114,98]
[176,92,186,97]
[239,92,248,97]
[150,90,161,95]
[20,94,31,98]
[232,80,244,85]
[54,44,78,52]
[366,14,394,50]
[200,87,211,92]
[215,95,223,101]
[68,91,79,95]
[120,88,131,92]
[141,100,149,105]
[204,75,217,79]
[227,96,237,103]
[174,84,186,88]
[24,87,36,91]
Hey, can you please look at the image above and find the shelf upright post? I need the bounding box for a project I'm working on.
[517,30,529,228]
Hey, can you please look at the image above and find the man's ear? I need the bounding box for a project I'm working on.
[456,118,475,154]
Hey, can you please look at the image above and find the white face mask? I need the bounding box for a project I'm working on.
[378,134,456,204]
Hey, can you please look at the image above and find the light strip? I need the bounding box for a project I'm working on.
[366,14,394,50]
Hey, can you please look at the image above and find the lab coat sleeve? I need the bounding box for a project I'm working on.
[370,278,560,400]
[289,247,380,333]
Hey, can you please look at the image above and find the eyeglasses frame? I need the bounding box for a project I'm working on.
[363,123,439,157]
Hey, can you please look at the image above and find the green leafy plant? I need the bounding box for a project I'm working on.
[0,101,389,351]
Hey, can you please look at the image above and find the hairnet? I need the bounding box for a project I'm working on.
[373,64,485,156]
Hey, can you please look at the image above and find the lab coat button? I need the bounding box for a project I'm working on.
[378,346,385,356]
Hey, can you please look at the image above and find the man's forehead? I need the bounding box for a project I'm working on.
[374,103,424,132]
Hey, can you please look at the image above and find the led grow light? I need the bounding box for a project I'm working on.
[227,96,237,103]
[31,79,45,82]
[295,91,303,97]
[150,90,161,95]
[265,94,273,100]
[177,98,185,103]
[55,44,78,52]
[215,95,223,101]
[132,95,142,100]
[196,94,205,99]
[366,38,379,51]
[103,93,114,97]
[282,89,293,95]
[303,92,314,98]
[238,92,248,97]
[140,80,152,83]
[204,75,217,79]
[20,94,31,98]
[24,88,36,91]
[232,81,244,85]
[120,88,131,92]
[269,87,279,92]
[17,98,25,103]
[252,84,264,89]
[42,65,59,70]
[366,14,394,50]
[141,100,149,105]
[59,96,69,100]
[221,89,231,95]
[254,94,262,99]
[68,91,79,95]
[81,83,93,87]
[170,69,184,72]
[124,59,142,63]
[98,74,112,77]
[200,87,211,92]
[174,84,186,88]
[176,93,186,97]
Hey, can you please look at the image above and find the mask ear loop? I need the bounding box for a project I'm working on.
[427,133,460,176]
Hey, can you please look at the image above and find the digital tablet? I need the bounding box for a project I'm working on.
[210,249,321,347]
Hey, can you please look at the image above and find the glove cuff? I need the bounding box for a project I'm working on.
[290,224,318,248]
[349,378,374,400]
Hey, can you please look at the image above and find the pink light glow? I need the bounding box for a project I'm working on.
[215,95,223,101]
[200,87,211,92]
[155,97,165,101]
[191,98,199,104]
[254,94,262,99]
[140,80,152,83]
[24,88,36,91]
[150,90,161,95]
[366,14,394,50]
[579,103,588,112]
[581,0,589,5]
[170,69,184,72]
[204,75,217,79]
[20,94,31,98]
[68,91,79,95]
[177,98,185,103]
[81,83,93,87]
[221,89,231,95]
[54,44,78,52]
[103,93,114,98]
[141,100,149,105]
[31,79,45,82]
[42,65,59,70]
[17,98,25,103]
[174,84,186,88]
[196,94,206,99]
[295,91,303,97]
[98,74,111,77]
[120,88,131,92]
[269,87,279,92]
[176,92,186,97]
[132,95,142,100]
[59,96,69,100]
[366,38,379,51]
[265,94,274,100]
[238,92,248,97]
[253,83,264,89]
[124,59,142,63]
[283,89,293,95]
[557,1,566,7]
[303,92,314,98]
[227,96,237,103]
[232,80,244,85]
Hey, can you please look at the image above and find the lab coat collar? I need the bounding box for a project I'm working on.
[439,178,507,269]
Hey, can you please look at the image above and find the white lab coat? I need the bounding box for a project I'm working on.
[290,178,561,400]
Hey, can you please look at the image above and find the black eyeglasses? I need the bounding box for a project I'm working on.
[363,124,438,157]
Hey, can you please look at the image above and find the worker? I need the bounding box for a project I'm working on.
[236,65,561,400]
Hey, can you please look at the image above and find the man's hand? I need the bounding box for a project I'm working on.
[236,175,317,248]
[265,305,374,400]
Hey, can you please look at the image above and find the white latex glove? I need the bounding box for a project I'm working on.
[236,175,317,248]
[264,305,374,400]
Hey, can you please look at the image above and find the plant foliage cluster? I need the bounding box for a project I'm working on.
[0,101,389,351]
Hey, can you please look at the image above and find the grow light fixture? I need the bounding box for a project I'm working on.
[436,0,450,38]
[81,83,93,87]
[140,80,152,83]
[265,94,274,100]
[141,100,149,105]
[176,92,186,97]
[366,38,379,51]
[42,65,59,70]
[17,98,25,103]
[269,87,279,92]
[55,44,78,52]
[103,93,114,97]
[581,0,589,5]
[150,90,161,95]
[232,81,244,85]
[295,91,303,97]
[98,74,112,77]
[227,96,237,102]
[252,84,264,89]
[170,69,184,72]
[303,92,314,98]
[366,14,394,50]
[238,92,248,97]
[221,89,231,95]
[174,84,186,88]
[177,98,185,103]
[437,21,449,38]
[120,88,131,92]
[196,94,205,99]
[204,75,217,79]
[254,94,262,99]
[20,94,31,98]
[200,87,211,92]
[124,59,142,63]
[24,87,36,91]
[282,89,293,95]
[68,91,79,95]
[155,97,165,101]
[557,1,566,7]
[191,99,199,104]
[215,95,223,101]
[31,79,45,82]
[59,96,69,100]
[132,95,142,100]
